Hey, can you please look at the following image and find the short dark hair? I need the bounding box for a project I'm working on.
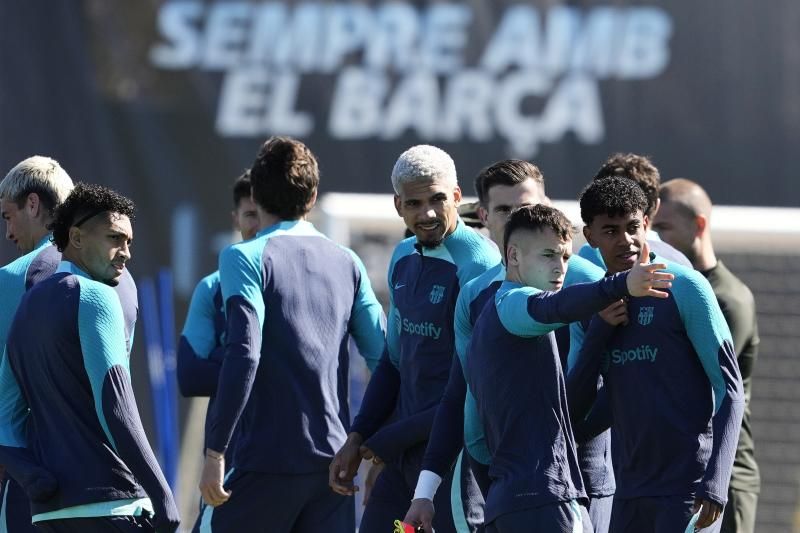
[49,183,135,252]
[580,177,648,226]
[593,153,660,217]
[232,170,251,208]
[474,160,544,205]
[503,204,573,261]
[250,137,319,219]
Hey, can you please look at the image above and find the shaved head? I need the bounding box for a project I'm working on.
[659,178,713,220]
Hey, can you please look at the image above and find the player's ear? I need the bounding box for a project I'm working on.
[695,214,708,236]
[452,186,462,206]
[506,243,519,266]
[582,225,596,248]
[476,204,489,226]
[68,226,83,249]
[393,195,402,217]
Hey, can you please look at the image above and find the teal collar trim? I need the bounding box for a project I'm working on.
[55,261,92,280]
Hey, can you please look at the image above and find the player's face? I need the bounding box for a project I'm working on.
[1,197,37,254]
[583,210,648,274]
[233,196,260,240]
[394,179,461,248]
[77,213,133,287]
[479,180,546,248]
[651,200,697,261]
[510,229,571,291]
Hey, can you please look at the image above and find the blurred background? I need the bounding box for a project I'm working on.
[1,1,798,531]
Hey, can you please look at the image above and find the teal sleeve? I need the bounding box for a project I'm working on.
[181,274,220,358]
[454,286,472,366]
[577,243,606,270]
[219,244,266,330]
[0,348,28,447]
[672,270,738,414]
[496,286,557,337]
[78,281,130,451]
[345,249,386,372]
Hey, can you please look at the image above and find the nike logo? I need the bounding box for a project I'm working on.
[394,283,406,290]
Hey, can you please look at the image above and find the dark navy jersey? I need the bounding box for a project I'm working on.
[206,220,386,474]
[0,239,139,525]
[568,256,744,507]
[0,262,172,522]
[466,274,630,523]
[350,219,499,460]
[422,255,604,480]
[578,231,693,270]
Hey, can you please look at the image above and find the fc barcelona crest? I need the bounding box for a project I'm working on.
[429,285,445,304]
[638,306,655,326]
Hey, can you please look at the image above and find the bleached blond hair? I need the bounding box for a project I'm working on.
[0,156,74,215]
[391,145,458,194]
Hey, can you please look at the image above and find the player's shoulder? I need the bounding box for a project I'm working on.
[566,253,605,285]
[662,257,717,304]
[445,221,500,265]
[495,280,541,305]
[197,270,221,291]
[576,243,606,270]
[462,262,505,301]
[390,235,417,264]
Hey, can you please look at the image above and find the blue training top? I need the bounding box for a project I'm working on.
[177,271,241,463]
[206,219,386,474]
[421,255,605,480]
[466,272,631,523]
[350,219,500,462]
[0,261,172,522]
[567,255,744,506]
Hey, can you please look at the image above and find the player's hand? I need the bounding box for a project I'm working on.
[359,444,382,465]
[626,241,674,298]
[363,461,384,506]
[692,498,722,528]
[598,299,628,326]
[199,450,231,507]
[404,498,435,533]
[329,432,363,496]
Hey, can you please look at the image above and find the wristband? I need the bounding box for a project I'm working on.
[412,469,442,501]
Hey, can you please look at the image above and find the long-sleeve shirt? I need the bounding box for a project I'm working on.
[702,260,760,493]
[466,273,631,523]
[421,255,605,481]
[206,219,386,473]
[350,219,500,462]
[0,238,138,522]
[0,261,173,524]
[568,255,744,506]
[176,271,242,463]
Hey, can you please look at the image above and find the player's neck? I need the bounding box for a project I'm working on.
[692,238,717,272]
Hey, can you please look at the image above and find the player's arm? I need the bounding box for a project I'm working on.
[177,276,224,397]
[0,350,57,501]
[201,246,265,504]
[717,291,758,383]
[79,285,179,532]
[331,297,401,496]
[346,250,387,372]
[675,273,744,519]
[565,316,616,424]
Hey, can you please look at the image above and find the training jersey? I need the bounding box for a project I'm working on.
[0,261,169,522]
[578,230,692,270]
[421,255,604,480]
[568,255,744,506]
[350,219,499,461]
[466,273,631,523]
[703,260,760,493]
[206,219,385,474]
[0,239,139,523]
[177,271,242,463]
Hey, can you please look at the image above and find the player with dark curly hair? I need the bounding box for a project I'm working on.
[578,153,691,269]
[0,183,179,532]
[569,177,744,532]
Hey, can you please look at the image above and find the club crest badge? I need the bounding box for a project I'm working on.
[638,306,655,326]
[429,284,445,304]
